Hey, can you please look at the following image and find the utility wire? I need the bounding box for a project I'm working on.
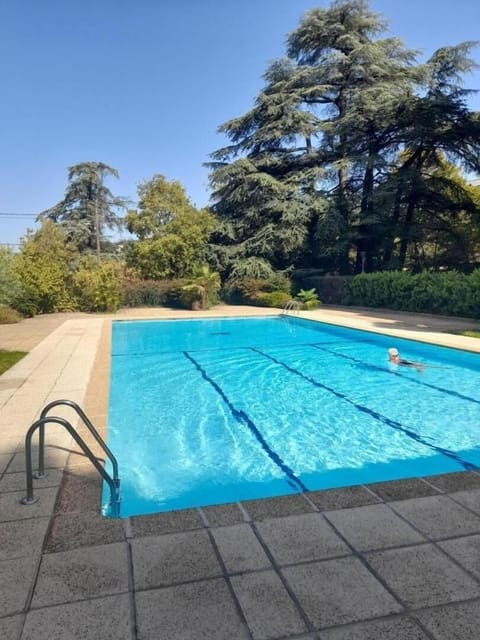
[0,212,37,217]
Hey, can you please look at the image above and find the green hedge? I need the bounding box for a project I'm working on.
[298,270,480,319]
[122,279,187,307]
[222,275,292,305]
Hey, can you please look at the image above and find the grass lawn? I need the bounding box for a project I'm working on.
[460,331,480,339]
[0,350,27,375]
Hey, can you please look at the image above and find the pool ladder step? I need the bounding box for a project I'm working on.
[20,400,120,517]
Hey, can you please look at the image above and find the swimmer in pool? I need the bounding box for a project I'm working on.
[388,347,425,372]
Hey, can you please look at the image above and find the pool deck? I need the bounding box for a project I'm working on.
[2,305,480,639]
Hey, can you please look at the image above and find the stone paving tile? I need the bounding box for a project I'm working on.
[365,543,480,609]
[255,513,350,566]
[242,495,315,520]
[21,593,132,640]
[132,529,222,590]
[202,502,245,527]
[130,508,204,537]
[0,469,64,493]
[438,534,480,581]
[425,471,480,493]
[44,511,125,553]
[413,599,480,640]
[282,556,402,629]
[135,578,250,640]
[390,495,480,540]
[0,517,50,561]
[0,487,58,522]
[0,556,38,617]
[0,453,13,474]
[0,615,23,640]
[449,488,480,515]
[7,449,70,473]
[318,616,430,639]
[307,486,380,511]
[231,569,308,640]
[367,478,439,502]
[31,542,129,608]
[325,504,425,552]
[53,468,102,514]
[0,437,21,454]
[212,524,271,573]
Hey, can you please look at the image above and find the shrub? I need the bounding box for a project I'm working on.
[0,306,22,324]
[122,279,185,307]
[13,221,76,314]
[222,273,292,305]
[249,291,292,308]
[178,284,204,310]
[0,247,22,307]
[295,288,320,310]
[72,260,122,312]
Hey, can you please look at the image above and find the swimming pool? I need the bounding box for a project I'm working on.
[104,316,480,517]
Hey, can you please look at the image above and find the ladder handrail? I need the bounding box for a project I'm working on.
[39,399,118,481]
[282,299,301,315]
[21,416,120,517]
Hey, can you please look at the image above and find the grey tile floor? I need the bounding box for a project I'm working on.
[2,470,480,639]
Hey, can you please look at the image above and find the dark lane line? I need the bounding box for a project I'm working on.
[251,347,477,472]
[310,343,480,407]
[183,351,307,492]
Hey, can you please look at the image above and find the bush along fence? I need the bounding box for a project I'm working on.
[295,270,480,319]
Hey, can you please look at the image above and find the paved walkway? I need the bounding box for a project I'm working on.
[1,306,480,639]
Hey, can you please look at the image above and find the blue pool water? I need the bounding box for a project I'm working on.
[104,316,480,517]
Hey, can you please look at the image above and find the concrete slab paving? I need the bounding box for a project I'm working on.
[31,541,130,608]
[230,569,308,639]
[438,534,480,581]
[282,556,403,629]
[21,593,133,640]
[449,488,480,515]
[44,510,125,553]
[0,517,50,561]
[365,543,480,608]
[0,487,58,522]
[0,615,24,640]
[130,508,204,537]
[367,478,440,502]
[0,468,64,493]
[0,556,39,617]
[255,513,350,565]
[132,529,222,590]
[307,486,380,511]
[324,504,426,552]
[390,495,480,540]
[425,471,480,493]
[318,616,430,639]
[212,523,272,573]
[135,578,250,640]
[201,501,245,527]
[413,599,480,640]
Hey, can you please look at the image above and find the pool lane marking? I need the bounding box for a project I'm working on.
[310,343,480,407]
[182,351,307,492]
[251,347,477,472]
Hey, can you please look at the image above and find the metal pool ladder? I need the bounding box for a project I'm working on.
[20,399,121,517]
[282,299,301,315]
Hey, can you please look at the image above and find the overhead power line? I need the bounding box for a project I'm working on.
[0,212,38,217]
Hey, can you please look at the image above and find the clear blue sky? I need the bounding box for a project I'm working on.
[1,0,479,246]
